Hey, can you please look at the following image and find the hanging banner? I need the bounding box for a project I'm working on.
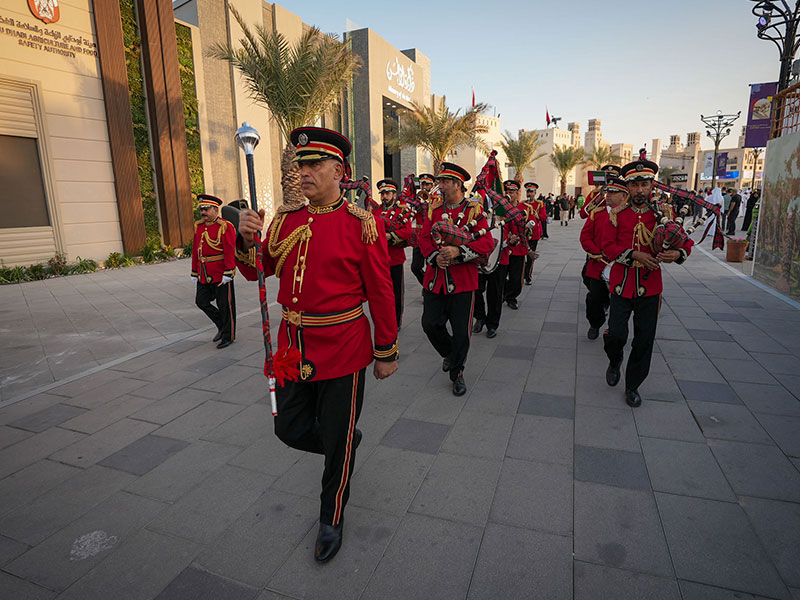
[716,152,729,178]
[744,82,778,148]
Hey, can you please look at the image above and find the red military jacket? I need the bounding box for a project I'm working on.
[580,188,603,219]
[236,196,398,382]
[419,197,495,294]
[522,199,547,242]
[372,201,412,266]
[580,204,610,280]
[191,217,236,284]
[602,203,693,299]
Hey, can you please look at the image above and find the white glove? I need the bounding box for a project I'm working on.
[190,276,198,284]
[221,275,232,284]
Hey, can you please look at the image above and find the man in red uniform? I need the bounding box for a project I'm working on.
[410,174,435,285]
[191,194,237,349]
[580,175,627,340]
[236,127,398,562]
[420,162,494,396]
[602,156,693,407]
[523,182,547,285]
[501,181,527,309]
[373,179,412,327]
[580,164,621,219]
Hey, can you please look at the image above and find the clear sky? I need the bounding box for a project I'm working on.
[282,0,778,152]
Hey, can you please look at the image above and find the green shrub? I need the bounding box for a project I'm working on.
[69,257,98,274]
[121,253,136,267]
[6,265,32,283]
[28,263,49,280]
[156,245,176,260]
[140,240,159,263]
[182,238,193,258]
[106,252,123,268]
[48,252,68,276]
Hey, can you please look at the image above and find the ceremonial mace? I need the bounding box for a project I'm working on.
[235,122,278,416]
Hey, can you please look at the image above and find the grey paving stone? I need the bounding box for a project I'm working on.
[184,356,239,375]
[656,340,707,359]
[730,382,800,416]
[189,364,261,394]
[574,561,681,600]
[110,350,175,375]
[493,344,537,360]
[0,465,134,545]
[676,380,742,404]
[8,403,87,433]
[490,457,572,535]
[0,572,54,600]
[538,331,578,349]
[665,356,727,382]
[751,352,800,376]
[741,496,800,588]
[439,410,514,459]
[153,400,244,442]
[468,523,572,600]
[401,382,470,424]
[5,491,167,592]
[688,401,773,444]
[754,414,800,457]
[129,388,219,425]
[270,453,325,498]
[99,434,190,476]
[267,505,399,600]
[656,493,790,599]
[256,592,295,600]
[574,445,650,491]
[0,460,79,520]
[688,329,733,341]
[216,372,270,405]
[128,370,207,400]
[349,446,433,515]
[0,425,33,450]
[410,452,500,525]
[641,438,736,501]
[708,312,749,322]
[726,300,762,308]
[541,321,576,333]
[64,376,151,410]
[633,400,704,442]
[380,418,450,454]
[679,580,777,600]
[162,340,206,354]
[200,403,271,447]
[0,534,27,566]
[155,567,259,600]
[0,427,86,479]
[574,481,673,577]
[696,339,752,360]
[711,358,778,385]
[59,394,156,434]
[148,465,273,544]
[360,513,482,600]
[55,528,199,600]
[505,414,573,466]
[48,369,126,398]
[518,392,574,419]
[462,378,524,415]
[525,365,576,396]
[575,405,640,452]
[49,418,158,468]
[575,375,631,408]
[0,394,63,427]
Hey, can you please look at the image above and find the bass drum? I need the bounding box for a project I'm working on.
[479,222,505,274]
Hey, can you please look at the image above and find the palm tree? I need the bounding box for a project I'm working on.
[585,144,622,170]
[384,96,489,175]
[208,2,361,208]
[500,130,547,183]
[550,145,586,194]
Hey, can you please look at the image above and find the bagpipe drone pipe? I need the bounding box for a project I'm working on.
[650,181,725,251]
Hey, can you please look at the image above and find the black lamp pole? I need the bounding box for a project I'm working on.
[700,110,741,189]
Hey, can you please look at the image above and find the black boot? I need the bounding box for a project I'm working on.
[486,327,497,338]
[606,362,621,387]
[314,522,343,562]
[442,358,451,372]
[212,329,223,343]
[472,318,485,334]
[353,428,362,449]
[452,371,467,396]
[587,327,599,340]
[625,389,642,408]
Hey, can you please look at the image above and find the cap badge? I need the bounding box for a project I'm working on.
[635,164,643,172]
[298,133,309,146]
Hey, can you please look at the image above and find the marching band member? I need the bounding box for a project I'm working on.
[420,162,494,396]
[602,156,693,407]
[411,174,435,285]
[580,164,620,219]
[373,179,412,327]
[502,180,527,309]
[522,182,547,285]
[235,126,398,562]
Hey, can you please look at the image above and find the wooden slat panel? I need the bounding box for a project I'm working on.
[93,0,147,255]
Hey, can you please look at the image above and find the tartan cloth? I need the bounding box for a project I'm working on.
[652,181,724,250]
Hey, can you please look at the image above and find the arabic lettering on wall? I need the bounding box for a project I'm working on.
[386,57,415,94]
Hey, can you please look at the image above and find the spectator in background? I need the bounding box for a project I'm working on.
[742,189,760,231]
[568,195,576,219]
[559,194,571,226]
[721,187,732,231]
[553,193,561,221]
[726,188,742,236]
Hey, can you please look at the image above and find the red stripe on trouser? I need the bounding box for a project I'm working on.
[332,372,357,525]
[227,283,235,341]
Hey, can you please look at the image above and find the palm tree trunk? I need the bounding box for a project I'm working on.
[514,169,523,184]
[560,177,567,195]
[279,143,305,212]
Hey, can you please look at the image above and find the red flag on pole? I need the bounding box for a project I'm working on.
[546,107,551,126]
[472,88,475,107]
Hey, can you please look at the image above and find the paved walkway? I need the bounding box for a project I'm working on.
[1,218,799,599]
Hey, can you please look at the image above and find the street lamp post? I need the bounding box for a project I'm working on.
[700,110,741,189]
[750,147,763,190]
[751,1,800,134]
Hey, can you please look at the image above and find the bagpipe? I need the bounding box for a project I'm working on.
[650,181,724,251]
[339,175,376,211]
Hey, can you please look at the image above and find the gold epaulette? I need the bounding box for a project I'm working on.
[428,198,443,219]
[609,202,628,227]
[194,218,203,232]
[467,200,483,222]
[235,245,258,268]
[346,203,378,244]
[590,205,605,221]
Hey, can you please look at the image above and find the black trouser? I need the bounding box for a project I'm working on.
[411,247,425,285]
[603,294,660,392]
[274,368,365,526]
[390,264,404,328]
[585,275,609,329]
[524,240,539,282]
[726,215,737,236]
[474,265,507,330]
[504,255,525,302]
[541,219,548,238]
[422,290,474,380]
[195,281,236,342]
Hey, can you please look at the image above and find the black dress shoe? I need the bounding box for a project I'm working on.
[216,339,232,349]
[353,428,362,449]
[452,374,467,396]
[472,319,485,334]
[587,327,599,340]
[625,389,642,408]
[524,279,532,286]
[506,299,519,310]
[486,328,497,338]
[212,329,223,343]
[442,358,451,372]
[606,362,621,387]
[314,522,343,562]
